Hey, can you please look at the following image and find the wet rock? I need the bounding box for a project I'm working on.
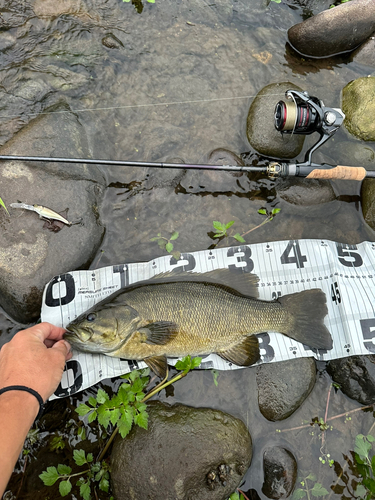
[110,401,252,500]
[275,177,340,218]
[361,179,375,231]
[0,104,105,323]
[246,83,305,160]
[352,35,375,67]
[288,0,375,58]
[262,447,297,499]
[102,34,124,49]
[342,77,375,142]
[327,355,375,405]
[256,358,316,421]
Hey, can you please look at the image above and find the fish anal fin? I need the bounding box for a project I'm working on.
[144,355,168,378]
[139,321,179,345]
[217,336,260,366]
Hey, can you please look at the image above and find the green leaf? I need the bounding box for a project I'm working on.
[99,477,110,492]
[97,407,111,429]
[150,237,160,241]
[134,402,147,413]
[213,221,225,231]
[258,208,267,215]
[213,232,225,238]
[311,483,329,497]
[367,434,375,442]
[190,356,202,369]
[110,408,121,426]
[73,449,87,466]
[0,197,9,215]
[372,454,375,475]
[57,464,72,476]
[79,480,92,500]
[39,466,59,486]
[291,489,306,500]
[355,434,372,461]
[225,220,235,229]
[87,453,93,463]
[306,473,317,482]
[88,410,98,424]
[88,396,97,407]
[76,404,92,416]
[59,480,72,497]
[165,242,173,253]
[175,356,191,372]
[233,233,246,243]
[147,0,155,3]
[170,231,179,240]
[96,388,109,404]
[134,411,149,430]
[271,208,281,215]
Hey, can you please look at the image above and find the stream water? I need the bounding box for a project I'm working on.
[1,0,375,498]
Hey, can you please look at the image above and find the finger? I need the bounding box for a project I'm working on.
[51,339,72,361]
[30,323,67,343]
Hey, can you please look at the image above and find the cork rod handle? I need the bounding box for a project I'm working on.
[306,165,367,181]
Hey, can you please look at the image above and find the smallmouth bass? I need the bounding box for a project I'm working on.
[65,270,332,377]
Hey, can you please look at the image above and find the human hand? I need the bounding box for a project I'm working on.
[0,322,72,402]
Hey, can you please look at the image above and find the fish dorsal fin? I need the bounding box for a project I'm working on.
[131,268,259,298]
[217,336,260,366]
[144,355,168,378]
[138,321,179,345]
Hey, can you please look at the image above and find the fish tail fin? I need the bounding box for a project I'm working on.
[279,289,332,350]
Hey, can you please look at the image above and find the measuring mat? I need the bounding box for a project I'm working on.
[41,239,375,399]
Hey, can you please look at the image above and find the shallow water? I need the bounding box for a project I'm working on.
[1,0,375,498]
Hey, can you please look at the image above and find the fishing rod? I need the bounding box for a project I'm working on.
[0,90,374,180]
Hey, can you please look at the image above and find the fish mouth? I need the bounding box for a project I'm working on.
[64,321,123,354]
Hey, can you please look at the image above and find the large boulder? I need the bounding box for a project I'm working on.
[327,355,375,405]
[0,104,105,323]
[246,82,305,159]
[110,401,252,500]
[351,36,375,67]
[342,77,375,142]
[288,0,375,58]
[256,358,316,421]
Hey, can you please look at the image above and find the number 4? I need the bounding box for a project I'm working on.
[331,281,341,304]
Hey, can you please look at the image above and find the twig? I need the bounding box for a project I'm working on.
[322,385,332,446]
[240,216,272,238]
[237,488,250,500]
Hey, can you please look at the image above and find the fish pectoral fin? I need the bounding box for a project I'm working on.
[139,321,179,345]
[144,355,168,379]
[217,336,260,366]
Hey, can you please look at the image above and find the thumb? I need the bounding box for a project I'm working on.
[51,339,72,361]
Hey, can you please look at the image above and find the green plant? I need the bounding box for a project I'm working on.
[291,473,329,499]
[212,221,245,243]
[40,356,201,499]
[0,197,9,214]
[331,434,375,499]
[50,435,66,452]
[229,491,246,500]
[150,231,180,260]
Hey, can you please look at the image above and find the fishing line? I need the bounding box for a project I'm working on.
[0,92,287,120]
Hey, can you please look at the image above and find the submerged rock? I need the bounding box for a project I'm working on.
[256,358,316,421]
[110,401,252,500]
[352,36,375,67]
[262,446,297,499]
[246,82,305,160]
[0,104,105,323]
[288,0,375,58]
[342,77,375,142]
[327,355,375,405]
[361,179,375,231]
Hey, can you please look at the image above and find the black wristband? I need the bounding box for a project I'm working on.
[0,385,45,420]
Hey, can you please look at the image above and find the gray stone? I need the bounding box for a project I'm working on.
[0,104,105,323]
[110,401,252,500]
[246,83,305,159]
[352,35,375,67]
[361,179,375,231]
[342,77,375,141]
[262,447,297,499]
[288,0,375,58]
[256,358,316,421]
[327,355,375,405]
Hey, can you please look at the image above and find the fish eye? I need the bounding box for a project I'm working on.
[86,313,96,322]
